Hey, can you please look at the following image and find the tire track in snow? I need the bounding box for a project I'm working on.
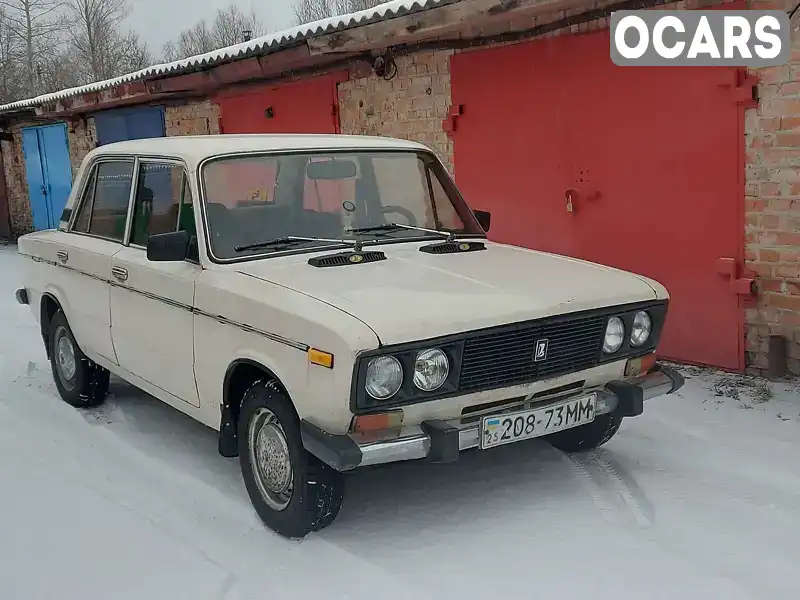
[564,449,655,529]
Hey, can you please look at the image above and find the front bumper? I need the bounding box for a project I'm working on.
[301,364,685,472]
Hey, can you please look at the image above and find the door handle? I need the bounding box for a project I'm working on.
[111,266,128,282]
[56,250,68,263]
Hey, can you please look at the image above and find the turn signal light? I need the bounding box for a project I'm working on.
[352,410,404,433]
[308,348,334,369]
[625,353,657,377]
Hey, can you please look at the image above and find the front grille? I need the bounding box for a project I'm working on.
[458,314,606,393]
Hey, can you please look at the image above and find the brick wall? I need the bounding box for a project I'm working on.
[1,123,35,235]
[744,0,800,376]
[67,117,96,177]
[165,100,221,137]
[338,51,455,173]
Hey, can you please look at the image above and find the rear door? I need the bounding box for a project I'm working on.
[56,158,136,365]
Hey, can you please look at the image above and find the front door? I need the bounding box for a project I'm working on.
[22,123,73,231]
[109,160,200,406]
[451,30,744,371]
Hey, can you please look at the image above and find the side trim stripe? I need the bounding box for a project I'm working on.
[20,253,308,352]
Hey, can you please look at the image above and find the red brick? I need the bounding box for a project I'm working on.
[776,132,800,147]
[776,232,800,246]
[748,261,773,276]
[767,294,800,310]
[780,249,800,263]
[758,117,782,132]
[775,265,800,278]
[761,214,781,228]
[760,278,784,293]
[781,117,800,130]
[779,82,800,96]
[745,248,758,261]
[763,148,800,165]
[761,100,800,118]
[759,249,781,262]
[746,198,767,211]
[768,198,793,211]
[787,281,800,295]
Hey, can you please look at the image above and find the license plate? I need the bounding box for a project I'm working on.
[479,394,597,450]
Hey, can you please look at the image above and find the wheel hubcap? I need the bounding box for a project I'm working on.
[248,407,293,511]
[55,326,77,388]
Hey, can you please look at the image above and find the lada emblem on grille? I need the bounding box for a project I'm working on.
[534,339,549,362]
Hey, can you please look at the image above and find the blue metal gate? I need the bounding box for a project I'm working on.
[21,123,73,231]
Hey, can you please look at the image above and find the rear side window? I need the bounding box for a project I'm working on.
[130,162,194,246]
[71,160,134,242]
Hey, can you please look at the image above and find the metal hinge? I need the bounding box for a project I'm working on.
[716,257,756,296]
[442,104,463,139]
[721,68,759,109]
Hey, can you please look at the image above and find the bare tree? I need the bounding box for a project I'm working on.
[162,3,265,62]
[36,46,82,91]
[0,9,25,102]
[0,0,66,96]
[66,0,152,81]
[293,0,383,26]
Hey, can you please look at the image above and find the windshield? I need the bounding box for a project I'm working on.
[200,150,484,260]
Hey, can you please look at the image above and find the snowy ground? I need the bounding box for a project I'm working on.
[1,242,799,600]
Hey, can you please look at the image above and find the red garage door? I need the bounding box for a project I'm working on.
[217,73,345,134]
[451,30,747,371]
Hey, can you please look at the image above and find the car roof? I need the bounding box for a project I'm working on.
[86,134,431,167]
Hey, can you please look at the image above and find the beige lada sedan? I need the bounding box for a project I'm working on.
[14,134,684,538]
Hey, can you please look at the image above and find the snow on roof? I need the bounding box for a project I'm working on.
[0,0,455,115]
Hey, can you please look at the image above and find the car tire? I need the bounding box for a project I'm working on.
[238,380,345,539]
[48,309,110,408]
[546,413,623,453]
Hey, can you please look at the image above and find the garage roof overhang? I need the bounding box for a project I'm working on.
[1,0,658,121]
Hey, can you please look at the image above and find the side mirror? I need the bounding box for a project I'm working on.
[474,209,491,232]
[147,230,191,262]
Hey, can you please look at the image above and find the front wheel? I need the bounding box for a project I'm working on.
[238,381,345,539]
[546,413,623,453]
[48,309,109,408]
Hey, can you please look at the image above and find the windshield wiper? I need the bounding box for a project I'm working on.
[347,223,463,241]
[234,235,360,253]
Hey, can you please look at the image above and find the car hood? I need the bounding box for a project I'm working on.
[236,241,661,346]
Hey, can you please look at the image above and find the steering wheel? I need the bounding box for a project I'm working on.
[380,205,417,227]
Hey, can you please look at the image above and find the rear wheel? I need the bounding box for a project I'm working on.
[238,381,345,539]
[546,413,623,453]
[48,309,109,408]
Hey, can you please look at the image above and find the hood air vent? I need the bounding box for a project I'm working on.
[308,250,387,268]
[419,241,487,255]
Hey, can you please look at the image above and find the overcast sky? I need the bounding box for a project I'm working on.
[127,0,298,55]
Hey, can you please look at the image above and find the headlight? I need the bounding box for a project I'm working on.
[603,317,625,353]
[630,311,652,347]
[365,356,403,400]
[413,348,449,392]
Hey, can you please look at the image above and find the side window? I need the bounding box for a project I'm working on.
[130,162,189,246]
[86,161,134,242]
[71,166,98,233]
